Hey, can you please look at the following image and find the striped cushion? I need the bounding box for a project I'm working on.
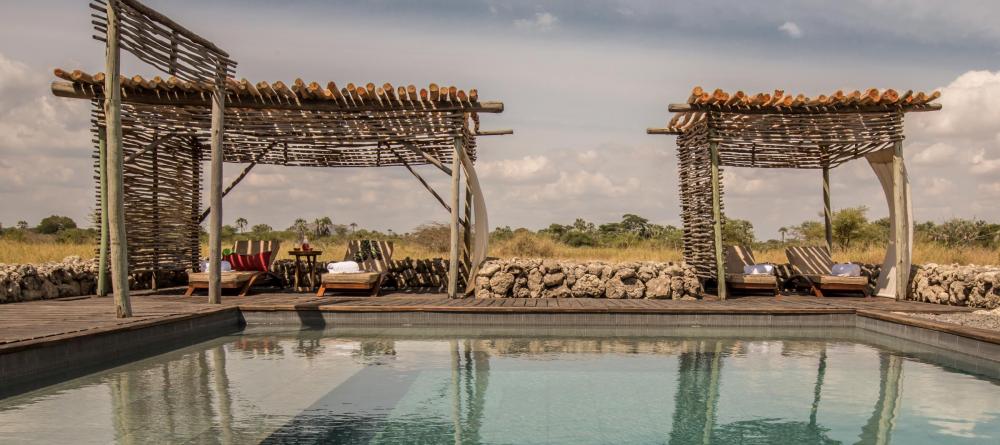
[724,245,757,274]
[785,246,834,276]
[227,252,271,272]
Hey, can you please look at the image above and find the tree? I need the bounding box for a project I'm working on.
[36,215,77,234]
[290,218,309,239]
[332,224,349,237]
[831,206,869,248]
[721,217,755,246]
[251,224,272,236]
[349,222,358,235]
[314,217,333,237]
[620,214,653,238]
[16,221,28,230]
[221,224,237,238]
[235,217,248,234]
[572,218,595,233]
[778,227,788,243]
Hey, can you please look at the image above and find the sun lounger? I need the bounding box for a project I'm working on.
[785,246,869,297]
[724,245,779,297]
[316,240,393,297]
[185,239,281,297]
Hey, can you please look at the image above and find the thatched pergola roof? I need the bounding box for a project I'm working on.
[648,86,941,300]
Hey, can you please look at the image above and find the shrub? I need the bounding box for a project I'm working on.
[36,215,77,234]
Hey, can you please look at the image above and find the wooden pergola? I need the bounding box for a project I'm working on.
[648,87,941,300]
[53,0,506,316]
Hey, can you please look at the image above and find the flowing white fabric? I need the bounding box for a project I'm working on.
[866,148,913,298]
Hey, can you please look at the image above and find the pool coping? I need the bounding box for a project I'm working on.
[1,303,997,398]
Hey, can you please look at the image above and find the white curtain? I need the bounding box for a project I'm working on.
[866,148,913,298]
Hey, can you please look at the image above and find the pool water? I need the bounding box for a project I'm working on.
[1,327,998,444]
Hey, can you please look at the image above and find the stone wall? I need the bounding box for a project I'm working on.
[910,263,999,309]
[473,259,702,299]
[0,257,186,303]
[3,256,996,308]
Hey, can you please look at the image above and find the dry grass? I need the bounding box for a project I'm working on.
[0,239,95,264]
[3,235,998,266]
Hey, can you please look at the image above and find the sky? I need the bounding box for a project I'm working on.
[1,0,999,240]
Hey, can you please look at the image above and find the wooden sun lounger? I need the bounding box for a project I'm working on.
[724,245,779,297]
[185,239,281,297]
[316,240,394,297]
[785,246,869,298]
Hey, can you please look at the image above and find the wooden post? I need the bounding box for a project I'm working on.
[823,165,833,252]
[447,137,463,298]
[892,141,906,301]
[207,69,225,304]
[104,0,132,318]
[709,142,726,300]
[97,126,109,297]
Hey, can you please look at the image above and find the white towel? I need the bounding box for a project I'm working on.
[831,263,861,277]
[743,264,774,275]
[327,261,361,274]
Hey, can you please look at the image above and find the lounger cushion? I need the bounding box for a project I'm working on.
[322,272,380,285]
[188,271,257,284]
[803,274,868,286]
[726,274,777,285]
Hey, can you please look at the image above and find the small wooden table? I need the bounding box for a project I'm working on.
[289,250,322,292]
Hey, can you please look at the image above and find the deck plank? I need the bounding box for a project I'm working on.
[0,291,976,349]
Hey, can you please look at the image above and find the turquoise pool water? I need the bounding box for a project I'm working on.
[0,327,998,444]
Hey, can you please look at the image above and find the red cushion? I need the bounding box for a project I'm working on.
[226,252,271,272]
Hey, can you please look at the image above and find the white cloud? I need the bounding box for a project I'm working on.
[912,70,1000,140]
[970,149,1000,175]
[514,12,558,32]
[912,142,959,165]
[477,155,551,181]
[0,53,88,151]
[576,150,598,164]
[778,21,803,38]
[536,170,639,201]
[922,176,954,196]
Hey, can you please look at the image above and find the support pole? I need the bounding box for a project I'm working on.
[104,0,131,318]
[823,165,833,252]
[207,69,226,305]
[892,141,906,301]
[709,142,726,300]
[447,137,463,298]
[97,127,109,297]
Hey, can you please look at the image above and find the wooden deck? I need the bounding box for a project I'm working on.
[0,290,978,350]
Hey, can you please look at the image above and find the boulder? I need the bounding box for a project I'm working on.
[489,272,516,295]
[645,276,672,299]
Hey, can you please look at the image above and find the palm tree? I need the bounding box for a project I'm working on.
[291,218,308,239]
[314,217,333,237]
[235,217,248,234]
[779,226,788,243]
[349,222,358,235]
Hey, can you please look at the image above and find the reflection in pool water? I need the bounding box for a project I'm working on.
[0,327,997,444]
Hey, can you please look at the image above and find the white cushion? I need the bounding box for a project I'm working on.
[327,261,361,274]
[831,263,861,277]
[743,264,774,275]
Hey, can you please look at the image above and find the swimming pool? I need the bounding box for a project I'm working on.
[1,326,997,444]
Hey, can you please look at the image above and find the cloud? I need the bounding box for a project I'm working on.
[970,149,1000,175]
[912,70,1000,140]
[477,155,551,181]
[0,52,89,152]
[536,170,639,201]
[912,142,959,165]
[576,150,598,164]
[514,12,558,32]
[778,21,802,38]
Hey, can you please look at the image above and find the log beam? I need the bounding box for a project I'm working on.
[448,137,463,298]
[104,1,132,318]
[823,164,833,252]
[710,141,726,300]
[207,73,225,304]
[97,127,109,297]
[892,140,906,301]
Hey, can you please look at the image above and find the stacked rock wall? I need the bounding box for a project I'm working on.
[473,259,702,299]
[0,257,186,303]
[910,264,999,309]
